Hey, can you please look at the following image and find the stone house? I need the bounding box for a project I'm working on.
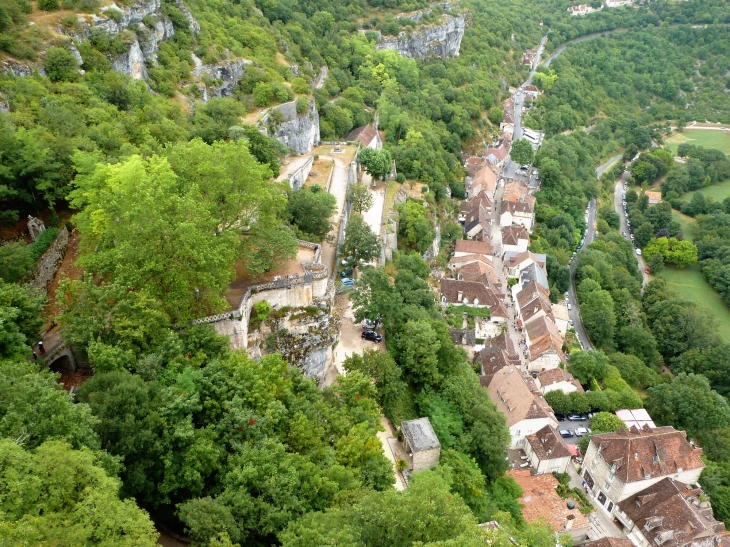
[478,330,521,384]
[582,426,705,515]
[584,538,634,547]
[646,191,662,204]
[523,85,542,99]
[615,478,729,547]
[401,417,441,472]
[536,368,583,395]
[503,250,546,278]
[511,263,550,301]
[463,202,491,240]
[525,315,565,371]
[469,164,498,200]
[457,260,501,288]
[502,179,534,204]
[454,239,494,258]
[500,103,515,136]
[551,301,570,335]
[501,225,529,255]
[524,425,573,474]
[487,365,558,448]
[516,280,553,327]
[499,200,535,232]
[464,155,486,178]
[508,469,590,541]
[440,279,509,323]
[448,253,494,273]
[345,124,382,149]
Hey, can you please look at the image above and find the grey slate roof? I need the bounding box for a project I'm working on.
[401,417,441,452]
[520,262,549,290]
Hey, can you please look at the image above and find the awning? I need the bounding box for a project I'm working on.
[567,444,579,457]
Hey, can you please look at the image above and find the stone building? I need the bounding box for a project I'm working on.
[616,478,729,547]
[524,425,572,474]
[582,426,705,515]
[401,417,441,472]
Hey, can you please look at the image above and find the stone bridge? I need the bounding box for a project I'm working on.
[41,340,77,372]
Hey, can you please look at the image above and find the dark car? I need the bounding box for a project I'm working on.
[361,330,382,343]
[568,414,586,421]
[340,266,353,278]
[559,429,573,438]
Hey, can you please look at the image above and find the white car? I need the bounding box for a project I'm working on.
[636,248,642,256]
[575,427,591,437]
[567,304,572,311]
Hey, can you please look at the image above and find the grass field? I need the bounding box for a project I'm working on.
[665,129,730,155]
[660,265,730,341]
[671,209,697,240]
[677,178,730,204]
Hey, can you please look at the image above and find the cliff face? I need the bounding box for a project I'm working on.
[260,99,321,155]
[376,14,465,59]
[193,57,252,101]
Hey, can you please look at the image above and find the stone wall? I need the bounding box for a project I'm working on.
[26,228,70,295]
[383,184,407,261]
[273,312,340,382]
[287,155,314,191]
[375,14,465,60]
[260,99,320,155]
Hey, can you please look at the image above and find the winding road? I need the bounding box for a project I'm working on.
[613,173,650,286]
[565,154,623,350]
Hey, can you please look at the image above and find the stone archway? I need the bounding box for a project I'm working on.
[48,354,75,373]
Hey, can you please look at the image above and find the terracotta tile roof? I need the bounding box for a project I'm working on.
[503,179,531,202]
[465,156,486,178]
[526,316,565,363]
[486,145,510,162]
[448,254,494,270]
[502,200,534,216]
[462,191,493,211]
[479,331,521,377]
[646,191,662,202]
[537,368,584,393]
[487,365,554,427]
[589,427,705,484]
[502,225,529,246]
[458,261,500,286]
[516,280,551,309]
[502,110,515,125]
[521,297,555,325]
[464,202,489,234]
[345,124,378,146]
[473,165,498,194]
[524,85,540,93]
[618,478,729,547]
[526,425,572,460]
[584,538,635,547]
[508,470,589,533]
[455,240,494,255]
[504,251,546,271]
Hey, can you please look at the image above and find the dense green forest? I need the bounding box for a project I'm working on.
[528,25,730,136]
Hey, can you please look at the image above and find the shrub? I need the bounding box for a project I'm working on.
[104,7,123,22]
[38,0,60,11]
[29,227,59,261]
[295,95,309,115]
[249,300,272,330]
[253,82,273,107]
[44,48,78,82]
[291,77,309,94]
[0,242,33,282]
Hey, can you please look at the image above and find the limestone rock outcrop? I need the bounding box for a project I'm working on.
[260,99,321,155]
[193,58,252,101]
[376,14,465,59]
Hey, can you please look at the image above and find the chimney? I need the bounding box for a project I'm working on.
[565,514,575,530]
[458,291,463,302]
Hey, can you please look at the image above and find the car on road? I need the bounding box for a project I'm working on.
[340,266,353,277]
[622,231,626,237]
[568,414,586,421]
[559,430,573,438]
[520,164,530,171]
[636,248,642,256]
[341,278,355,287]
[645,267,650,274]
[567,304,572,311]
[564,292,569,299]
[361,330,382,343]
[568,319,574,327]
[575,427,591,437]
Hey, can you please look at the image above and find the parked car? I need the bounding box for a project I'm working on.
[341,278,355,287]
[559,430,573,439]
[361,330,382,343]
[575,427,589,437]
[645,267,650,274]
[568,414,586,421]
[340,266,353,277]
[568,319,574,327]
[636,248,642,256]
[567,304,572,311]
[564,292,569,299]
[362,318,376,329]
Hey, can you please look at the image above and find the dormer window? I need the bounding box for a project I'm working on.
[653,455,660,463]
